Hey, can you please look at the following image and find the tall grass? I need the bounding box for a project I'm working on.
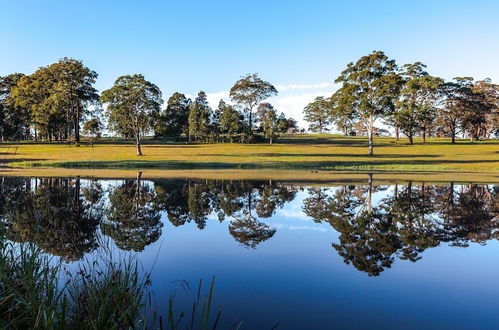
[0,241,64,329]
[0,240,238,329]
[0,240,149,329]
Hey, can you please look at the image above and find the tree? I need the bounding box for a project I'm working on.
[276,112,297,136]
[256,103,278,144]
[188,91,211,142]
[101,74,163,156]
[219,100,244,143]
[461,79,497,141]
[330,89,356,135]
[438,78,472,143]
[82,117,103,146]
[46,58,99,143]
[155,92,191,139]
[335,51,401,155]
[303,96,332,133]
[229,73,278,134]
[395,63,444,144]
[0,73,27,141]
[10,58,99,142]
[102,173,162,251]
[474,79,499,139]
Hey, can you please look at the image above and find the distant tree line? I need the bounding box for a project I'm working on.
[303,51,499,154]
[1,61,296,155]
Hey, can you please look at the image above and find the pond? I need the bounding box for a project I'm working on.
[0,174,498,329]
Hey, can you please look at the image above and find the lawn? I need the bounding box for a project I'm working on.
[0,134,498,173]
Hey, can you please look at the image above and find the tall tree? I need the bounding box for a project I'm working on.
[335,51,401,155]
[303,96,332,133]
[474,79,499,139]
[101,74,163,156]
[438,78,472,143]
[0,73,27,140]
[46,58,99,142]
[256,102,278,144]
[11,58,99,142]
[229,73,278,134]
[155,92,191,139]
[330,89,356,135]
[462,79,497,141]
[219,99,244,143]
[395,63,444,144]
[188,91,211,142]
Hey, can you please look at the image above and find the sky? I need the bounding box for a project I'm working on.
[1,0,499,128]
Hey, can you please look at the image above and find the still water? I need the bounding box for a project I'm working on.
[1,175,498,329]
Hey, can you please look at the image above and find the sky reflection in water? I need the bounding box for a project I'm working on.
[0,176,498,329]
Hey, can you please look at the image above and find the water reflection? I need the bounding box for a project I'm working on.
[0,175,497,275]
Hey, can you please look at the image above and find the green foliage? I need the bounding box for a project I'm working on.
[257,102,278,144]
[395,63,444,144]
[188,91,212,142]
[101,74,163,155]
[10,58,99,142]
[82,117,103,146]
[219,100,244,142]
[335,51,402,155]
[229,73,278,133]
[303,96,332,133]
[156,92,191,139]
[0,73,28,141]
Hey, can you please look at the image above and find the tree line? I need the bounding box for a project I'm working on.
[304,51,499,154]
[1,61,296,155]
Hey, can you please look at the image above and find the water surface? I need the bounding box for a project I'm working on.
[0,175,498,329]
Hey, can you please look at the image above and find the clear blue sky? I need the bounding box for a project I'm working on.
[2,0,498,127]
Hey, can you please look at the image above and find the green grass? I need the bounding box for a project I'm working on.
[1,134,498,172]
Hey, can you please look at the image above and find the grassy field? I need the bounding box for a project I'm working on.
[0,135,498,174]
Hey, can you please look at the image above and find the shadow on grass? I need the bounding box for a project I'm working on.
[18,158,499,170]
[199,153,442,158]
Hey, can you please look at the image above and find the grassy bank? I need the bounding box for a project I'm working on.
[1,135,498,172]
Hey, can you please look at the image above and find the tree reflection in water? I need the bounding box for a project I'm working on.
[0,175,497,275]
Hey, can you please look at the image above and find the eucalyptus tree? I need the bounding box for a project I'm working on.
[219,99,244,142]
[0,73,27,140]
[256,102,278,144]
[156,92,191,138]
[395,63,444,144]
[438,78,472,143]
[465,79,498,140]
[303,96,332,133]
[330,89,356,135]
[335,51,401,155]
[188,91,211,142]
[47,58,99,142]
[11,58,99,142]
[101,74,163,155]
[229,73,278,134]
[474,79,499,139]
[82,117,103,146]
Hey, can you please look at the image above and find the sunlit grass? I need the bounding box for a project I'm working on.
[1,134,498,172]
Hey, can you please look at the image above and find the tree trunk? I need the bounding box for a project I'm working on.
[367,173,373,215]
[422,130,426,143]
[136,133,143,156]
[408,134,413,145]
[451,131,455,144]
[395,126,399,141]
[269,137,273,144]
[367,118,374,156]
[249,110,253,134]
